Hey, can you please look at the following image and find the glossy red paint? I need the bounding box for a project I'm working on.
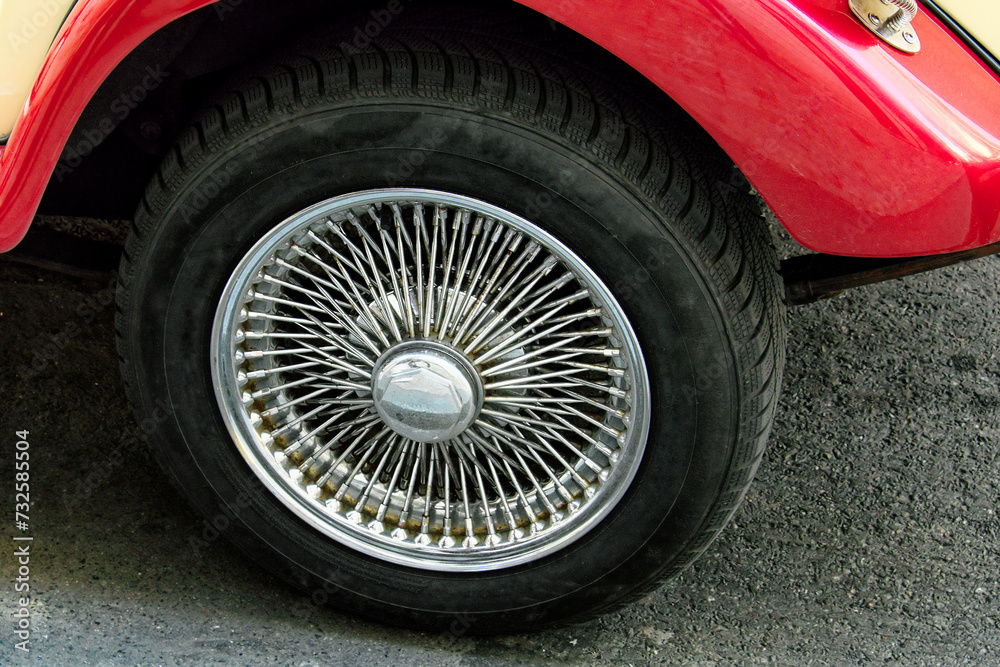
[0,0,216,252]
[2,0,1000,256]
[518,0,1000,257]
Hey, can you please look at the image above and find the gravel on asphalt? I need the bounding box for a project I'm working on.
[2,216,1000,665]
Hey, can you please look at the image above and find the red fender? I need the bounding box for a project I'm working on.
[517,0,1000,257]
[0,0,215,252]
[2,0,1000,257]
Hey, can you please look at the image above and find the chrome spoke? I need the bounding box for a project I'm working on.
[439,212,478,338]
[435,209,464,336]
[392,444,423,535]
[450,230,523,346]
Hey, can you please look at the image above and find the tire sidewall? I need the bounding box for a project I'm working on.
[131,104,740,628]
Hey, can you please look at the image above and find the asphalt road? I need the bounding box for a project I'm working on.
[3,220,1000,665]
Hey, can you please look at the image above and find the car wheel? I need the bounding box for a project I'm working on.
[116,15,784,632]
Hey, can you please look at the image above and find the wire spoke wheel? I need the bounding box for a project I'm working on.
[212,189,650,571]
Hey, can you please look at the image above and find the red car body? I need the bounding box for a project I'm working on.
[1,0,999,258]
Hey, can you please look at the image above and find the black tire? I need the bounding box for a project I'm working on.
[116,10,785,633]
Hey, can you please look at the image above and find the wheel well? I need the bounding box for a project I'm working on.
[38,0,695,220]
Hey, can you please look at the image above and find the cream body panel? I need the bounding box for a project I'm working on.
[0,0,76,140]
[935,0,1000,61]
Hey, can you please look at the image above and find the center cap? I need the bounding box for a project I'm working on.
[371,340,484,443]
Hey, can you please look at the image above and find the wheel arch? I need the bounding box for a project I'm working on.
[3,0,1000,258]
[9,0,712,234]
[23,0,719,226]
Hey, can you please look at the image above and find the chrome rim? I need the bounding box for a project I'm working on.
[212,189,650,571]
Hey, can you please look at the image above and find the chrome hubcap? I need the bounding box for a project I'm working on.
[371,340,483,443]
[212,189,650,571]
